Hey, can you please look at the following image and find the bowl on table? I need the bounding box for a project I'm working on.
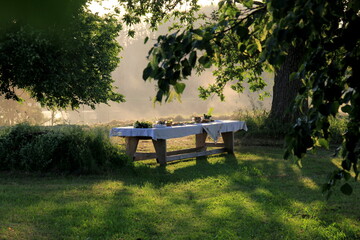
[192,116,202,123]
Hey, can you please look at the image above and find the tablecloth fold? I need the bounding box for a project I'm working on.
[202,123,222,142]
[110,120,247,140]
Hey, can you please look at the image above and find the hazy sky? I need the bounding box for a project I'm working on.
[88,0,220,15]
[68,0,272,124]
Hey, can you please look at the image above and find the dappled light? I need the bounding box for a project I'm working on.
[1,0,359,239]
[1,143,358,239]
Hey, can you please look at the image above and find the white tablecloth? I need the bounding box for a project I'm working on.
[110,120,247,141]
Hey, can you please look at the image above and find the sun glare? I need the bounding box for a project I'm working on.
[87,0,219,15]
[87,0,119,15]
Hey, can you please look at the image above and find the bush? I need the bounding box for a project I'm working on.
[235,110,291,140]
[0,124,130,173]
[328,115,348,144]
[234,110,348,145]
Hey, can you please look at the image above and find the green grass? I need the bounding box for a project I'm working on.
[0,144,359,240]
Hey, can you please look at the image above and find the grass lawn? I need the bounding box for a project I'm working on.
[0,137,359,240]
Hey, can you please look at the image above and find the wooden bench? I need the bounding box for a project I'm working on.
[110,120,247,165]
[124,131,235,165]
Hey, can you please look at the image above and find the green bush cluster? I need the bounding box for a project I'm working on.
[235,110,347,145]
[0,124,130,173]
[328,115,348,144]
[235,110,290,139]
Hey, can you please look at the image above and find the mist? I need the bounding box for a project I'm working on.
[0,4,274,125]
[66,18,273,124]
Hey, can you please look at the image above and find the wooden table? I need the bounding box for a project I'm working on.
[110,120,247,165]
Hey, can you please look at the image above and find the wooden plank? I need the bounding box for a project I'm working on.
[166,148,227,162]
[167,147,204,156]
[125,137,139,160]
[221,131,234,154]
[134,147,204,161]
[134,152,157,161]
[195,132,207,151]
[205,142,225,148]
[152,139,167,165]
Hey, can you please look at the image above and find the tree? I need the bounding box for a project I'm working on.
[0,0,87,31]
[0,3,124,110]
[0,0,201,111]
[142,0,360,194]
[268,46,304,121]
[141,1,276,102]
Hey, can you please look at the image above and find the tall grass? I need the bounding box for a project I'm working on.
[233,110,348,146]
[0,112,347,173]
[0,124,130,174]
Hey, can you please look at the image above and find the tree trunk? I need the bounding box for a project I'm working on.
[269,46,304,122]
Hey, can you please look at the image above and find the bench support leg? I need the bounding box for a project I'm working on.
[125,137,140,160]
[152,139,167,165]
[195,132,207,151]
[221,132,234,154]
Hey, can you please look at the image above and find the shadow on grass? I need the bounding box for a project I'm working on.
[0,146,359,239]
[80,146,358,239]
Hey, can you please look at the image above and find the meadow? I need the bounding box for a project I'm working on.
[0,132,359,240]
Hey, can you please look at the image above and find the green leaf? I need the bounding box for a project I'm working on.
[340,183,353,195]
[239,44,246,52]
[341,105,352,113]
[143,64,153,80]
[318,138,329,149]
[343,171,352,181]
[254,38,262,52]
[243,0,254,8]
[154,68,165,79]
[181,59,192,77]
[331,101,340,116]
[174,82,186,94]
[173,70,180,80]
[236,26,249,39]
[218,0,225,9]
[225,6,237,16]
[189,51,197,67]
[198,56,212,68]
[144,36,149,44]
[150,55,159,69]
[289,72,298,81]
[128,30,135,38]
[341,160,351,171]
[156,90,163,102]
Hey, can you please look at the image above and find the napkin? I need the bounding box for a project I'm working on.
[202,123,222,142]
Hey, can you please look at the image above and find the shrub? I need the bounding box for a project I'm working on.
[0,124,130,173]
[328,115,348,144]
[234,110,291,140]
[234,110,348,145]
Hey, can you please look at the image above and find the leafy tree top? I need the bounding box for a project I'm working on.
[142,0,360,195]
[0,0,87,30]
[0,6,124,109]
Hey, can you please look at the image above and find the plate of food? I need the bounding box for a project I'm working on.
[153,124,167,128]
[133,121,153,128]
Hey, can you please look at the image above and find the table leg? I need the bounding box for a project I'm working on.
[221,132,234,154]
[152,139,167,165]
[125,137,139,160]
[195,132,207,151]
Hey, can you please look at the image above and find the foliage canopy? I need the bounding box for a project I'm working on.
[0,124,129,173]
[142,0,360,195]
[0,3,124,109]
